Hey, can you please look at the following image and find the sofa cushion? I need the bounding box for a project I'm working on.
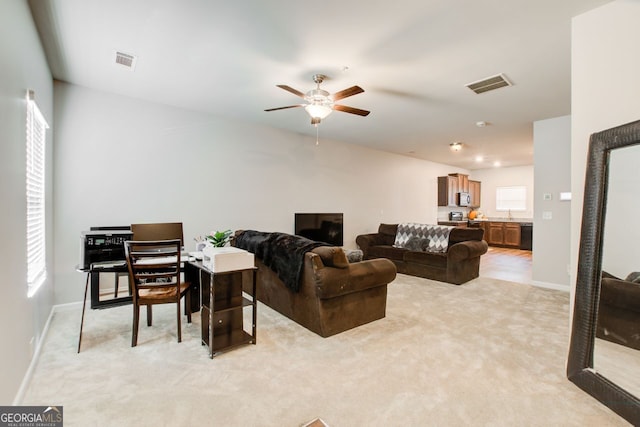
[311,246,349,268]
[404,250,447,268]
[378,223,398,245]
[367,245,406,261]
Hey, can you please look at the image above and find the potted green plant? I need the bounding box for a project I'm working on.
[206,230,232,247]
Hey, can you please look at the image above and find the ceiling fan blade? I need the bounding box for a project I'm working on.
[333,104,370,116]
[264,105,304,112]
[332,85,364,101]
[277,85,305,98]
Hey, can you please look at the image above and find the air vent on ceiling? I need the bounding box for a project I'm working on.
[466,73,512,94]
[115,51,137,70]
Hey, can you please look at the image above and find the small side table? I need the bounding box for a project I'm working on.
[185,261,257,358]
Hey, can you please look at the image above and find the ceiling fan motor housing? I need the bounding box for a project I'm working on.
[305,88,332,104]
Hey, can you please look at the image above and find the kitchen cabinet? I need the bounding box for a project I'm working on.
[469,180,481,208]
[438,174,480,207]
[437,176,459,207]
[486,221,521,248]
[450,173,469,193]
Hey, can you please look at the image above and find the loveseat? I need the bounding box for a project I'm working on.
[356,223,487,285]
[597,271,640,350]
[232,230,397,337]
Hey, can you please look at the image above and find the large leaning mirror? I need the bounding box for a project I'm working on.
[568,119,640,425]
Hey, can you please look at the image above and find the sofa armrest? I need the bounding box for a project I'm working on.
[313,257,397,299]
[356,233,384,249]
[447,240,488,262]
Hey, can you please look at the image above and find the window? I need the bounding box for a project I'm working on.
[26,90,49,297]
[496,186,526,211]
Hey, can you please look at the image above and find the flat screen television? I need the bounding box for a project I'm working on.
[294,213,343,246]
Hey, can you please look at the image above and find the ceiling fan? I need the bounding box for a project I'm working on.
[265,74,370,125]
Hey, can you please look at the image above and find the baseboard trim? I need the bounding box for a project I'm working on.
[12,302,81,405]
[531,280,570,292]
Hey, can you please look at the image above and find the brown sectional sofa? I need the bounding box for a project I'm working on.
[356,223,488,285]
[233,230,397,337]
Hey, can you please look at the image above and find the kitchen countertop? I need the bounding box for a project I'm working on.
[439,218,533,226]
[468,218,533,226]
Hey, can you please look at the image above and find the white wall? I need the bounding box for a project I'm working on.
[532,116,572,288]
[571,0,640,299]
[0,1,54,404]
[53,82,460,304]
[470,166,534,220]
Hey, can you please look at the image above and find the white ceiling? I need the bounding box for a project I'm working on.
[29,0,612,170]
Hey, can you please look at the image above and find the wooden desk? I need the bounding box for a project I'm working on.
[184,261,257,358]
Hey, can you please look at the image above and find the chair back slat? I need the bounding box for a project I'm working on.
[124,239,182,299]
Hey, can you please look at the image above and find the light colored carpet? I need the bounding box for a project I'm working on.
[21,274,629,426]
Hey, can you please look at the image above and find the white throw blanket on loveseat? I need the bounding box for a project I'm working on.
[393,223,454,253]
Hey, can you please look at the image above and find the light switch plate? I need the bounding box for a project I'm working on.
[542,211,552,220]
[543,193,552,201]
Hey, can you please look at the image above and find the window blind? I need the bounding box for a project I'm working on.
[496,186,526,211]
[26,90,49,297]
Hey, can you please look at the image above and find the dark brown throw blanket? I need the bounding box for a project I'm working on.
[234,230,326,292]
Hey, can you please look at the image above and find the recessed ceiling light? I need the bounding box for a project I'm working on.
[476,121,487,128]
[475,155,484,162]
[493,161,501,167]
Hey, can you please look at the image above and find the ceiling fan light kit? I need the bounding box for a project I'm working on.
[450,142,463,151]
[265,73,370,125]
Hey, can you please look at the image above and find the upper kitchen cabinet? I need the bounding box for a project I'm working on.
[450,173,469,193]
[438,174,481,208]
[469,180,481,208]
[438,175,459,206]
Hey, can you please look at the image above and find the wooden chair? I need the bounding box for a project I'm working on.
[124,239,192,346]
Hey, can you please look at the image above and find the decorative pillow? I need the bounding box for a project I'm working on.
[343,249,364,263]
[404,236,429,251]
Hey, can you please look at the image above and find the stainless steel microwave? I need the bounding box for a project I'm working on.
[457,192,471,206]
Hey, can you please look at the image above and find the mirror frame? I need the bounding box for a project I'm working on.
[567,119,640,424]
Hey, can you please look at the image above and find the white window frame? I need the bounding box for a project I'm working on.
[26,90,49,297]
[496,186,526,212]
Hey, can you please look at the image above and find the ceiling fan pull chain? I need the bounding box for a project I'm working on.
[315,124,320,146]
